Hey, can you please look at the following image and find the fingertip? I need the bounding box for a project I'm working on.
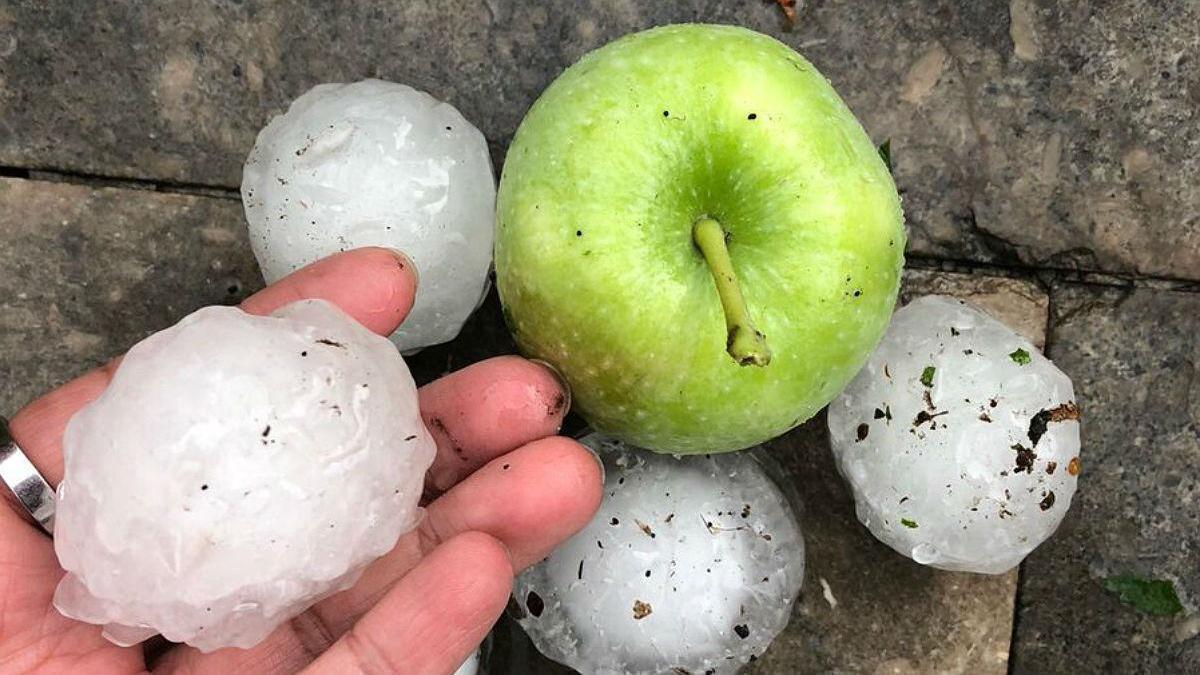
[241,247,418,337]
[469,356,571,433]
[519,436,605,526]
[480,436,603,568]
[427,355,569,423]
[348,246,419,336]
[421,356,572,492]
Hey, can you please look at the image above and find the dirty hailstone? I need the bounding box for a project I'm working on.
[52,300,436,652]
[241,78,495,352]
[513,434,804,674]
[828,295,1081,574]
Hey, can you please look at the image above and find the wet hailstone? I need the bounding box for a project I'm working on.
[514,434,804,674]
[828,295,1081,574]
[241,78,496,352]
[52,300,436,652]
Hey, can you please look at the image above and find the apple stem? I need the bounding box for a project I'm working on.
[692,218,772,367]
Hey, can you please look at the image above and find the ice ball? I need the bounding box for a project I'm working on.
[52,300,436,652]
[513,434,804,674]
[828,295,1081,574]
[241,79,495,352]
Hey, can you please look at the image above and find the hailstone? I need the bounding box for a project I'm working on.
[513,434,804,674]
[828,295,1081,574]
[52,300,436,652]
[241,79,496,352]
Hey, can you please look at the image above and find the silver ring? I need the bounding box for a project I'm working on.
[0,417,55,534]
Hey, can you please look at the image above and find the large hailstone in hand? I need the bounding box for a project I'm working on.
[242,79,495,352]
[52,300,436,652]
[828,295,1081,574]
[514,434,804,674]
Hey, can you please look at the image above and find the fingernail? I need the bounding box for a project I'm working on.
[385,248,419,289]
[529,358,571,420]
[581,439,606,485]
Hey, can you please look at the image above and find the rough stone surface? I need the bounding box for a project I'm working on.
[487,269,1050,674]
[0,1,1197,279]
[0,177,256,414]
[1010,284,1200,673]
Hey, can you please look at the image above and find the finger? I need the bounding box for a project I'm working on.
[7,247,417,487]
[0,500,67,627]
[304,531,513,675]
[420,356,570,494]
[313,436,602,635]
[422,436,602,570]
[240,247,416,337]
[4,364,117,487]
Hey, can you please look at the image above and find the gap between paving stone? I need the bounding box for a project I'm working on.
[5,1,1200,281]
[1010,283,1200,672]
[0,177,256,412]
[5,162,1197,295]
[0,165,242,201]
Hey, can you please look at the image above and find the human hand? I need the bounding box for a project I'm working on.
[0,247,603,674]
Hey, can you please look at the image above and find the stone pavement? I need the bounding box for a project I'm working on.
[0,1,1196,673]
[1012,285,1200,673]
[3,0,1197,280]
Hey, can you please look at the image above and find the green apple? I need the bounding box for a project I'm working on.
[496,24,905,453]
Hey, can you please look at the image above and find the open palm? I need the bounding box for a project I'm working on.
[0,248,602,674]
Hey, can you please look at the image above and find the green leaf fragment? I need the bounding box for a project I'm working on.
[900,518,918,529]
[1009,348,1032,365]
[878,139,893,173]
[1102,575,1183,616]
[920,366,935,388]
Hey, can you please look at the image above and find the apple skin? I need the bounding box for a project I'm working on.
[496,24,905,454]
